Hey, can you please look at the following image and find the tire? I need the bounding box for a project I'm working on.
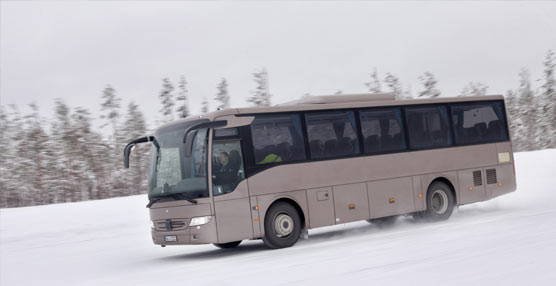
[367,215,398,228]
[417,181,455,221]
[262,202,302,249]
[213,240,241,249]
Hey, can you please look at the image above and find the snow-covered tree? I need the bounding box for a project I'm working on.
[459,82,488,97]
[418,72,441,98]
[536,50,556,149]
[214,78,230,109]
[175,75,190,118]
[100,85,121,130]
[383,73,402,99]
[159,78,175,122]
[122,102,148,194]
[365,68,382,93]
[248,69,271,106]
[516,68,537,151]
[201,96,209,114]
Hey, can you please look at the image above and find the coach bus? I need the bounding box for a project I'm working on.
[123,93,516,249]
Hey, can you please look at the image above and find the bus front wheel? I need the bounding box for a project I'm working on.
[263,202,301,249]
[213,240,242,249]
[416,181,455,221]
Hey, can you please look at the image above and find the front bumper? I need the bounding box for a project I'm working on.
[151,218,218,245]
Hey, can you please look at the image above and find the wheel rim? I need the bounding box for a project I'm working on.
[431,190,449,214]
[274,213,294,238]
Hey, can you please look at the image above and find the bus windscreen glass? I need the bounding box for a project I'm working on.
[148,127,209,199]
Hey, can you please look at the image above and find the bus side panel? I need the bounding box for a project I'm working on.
[368,177,414,219]
[458,168,486,205]
[412,176,426,212]
[250,196,262,238]
[256,190,309,237]
[332,183,369,224]
[307,187,335,228]
[485,164,516,200]
[214,198,254,243]
[214,180,255,243]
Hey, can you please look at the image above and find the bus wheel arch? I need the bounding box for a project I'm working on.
[261,198,305,249]
[430,177,457,205]
[416,177,456,221]
[264,197,306,231]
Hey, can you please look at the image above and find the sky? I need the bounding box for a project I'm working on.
[1,1,556,130]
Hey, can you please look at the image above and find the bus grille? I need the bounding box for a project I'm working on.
[154,219,188,231]
[473,170,483,186]
[486,168,497,185]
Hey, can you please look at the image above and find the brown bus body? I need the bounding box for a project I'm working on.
[145,94,516,247]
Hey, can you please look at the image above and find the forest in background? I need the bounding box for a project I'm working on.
[1,51,554,208]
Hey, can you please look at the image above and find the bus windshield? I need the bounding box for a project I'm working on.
[148,126,209,199]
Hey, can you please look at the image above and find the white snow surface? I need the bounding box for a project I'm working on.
[1,150,556,286]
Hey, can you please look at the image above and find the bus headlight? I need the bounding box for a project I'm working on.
[189,216,212,227]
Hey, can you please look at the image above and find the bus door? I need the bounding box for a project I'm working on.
[211,138,254,243]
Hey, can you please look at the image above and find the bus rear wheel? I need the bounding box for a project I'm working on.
[416,181,455,221]
[213,240,241,249]
[263,202,301,249]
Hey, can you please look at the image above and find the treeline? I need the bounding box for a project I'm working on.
[1,53,554,208]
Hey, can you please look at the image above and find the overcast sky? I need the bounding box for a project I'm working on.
[1,1,556,130]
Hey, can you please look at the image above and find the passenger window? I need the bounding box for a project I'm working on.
[212,141,245,196]
[405,106,452,149]
[250,114,306,164]
[451,101,508,144]
[360,108,406,153]
[305,111,360,159]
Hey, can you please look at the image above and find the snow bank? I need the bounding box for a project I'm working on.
[1,149,556,286]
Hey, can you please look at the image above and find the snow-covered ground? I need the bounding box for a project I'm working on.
[1,149,556,286]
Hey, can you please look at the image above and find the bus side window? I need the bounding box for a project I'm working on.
[451,101,509,145]
[359,108,406,153]
[212,141,245,196]
[305,111,360,159]
[249,114,306,164]
[405,106,451,149]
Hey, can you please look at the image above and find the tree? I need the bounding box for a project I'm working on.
[175,75,190,118]
[0,105,25,207]
[159,78,175,122]
[505,89,520,151]
[418,72,441,98]
[459,82,488,97]
[516,68,537,151]
[365,68,382,93]
[201,96,209,114]
[214,78,230,109]
[383,73,402,99]
[537,50,556,149]
[248,69,271,106]
[100,85,121,130]
[122,102,148,194]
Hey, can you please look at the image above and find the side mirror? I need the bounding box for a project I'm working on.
[123,136,154,168]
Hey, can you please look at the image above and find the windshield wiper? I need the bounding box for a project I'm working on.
[171,193,198,204]
[146,193,198,208]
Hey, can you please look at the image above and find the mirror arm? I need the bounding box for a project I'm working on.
[123,135,154,168]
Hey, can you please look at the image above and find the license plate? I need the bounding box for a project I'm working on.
[164,235,177,242]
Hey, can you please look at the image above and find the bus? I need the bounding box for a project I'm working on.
[123,93,516,249]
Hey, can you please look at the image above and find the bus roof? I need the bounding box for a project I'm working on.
[156,94,505,132]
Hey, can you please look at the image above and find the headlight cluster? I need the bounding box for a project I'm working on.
[189,216,212,227]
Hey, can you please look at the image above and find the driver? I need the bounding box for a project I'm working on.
[212,152,238,190]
